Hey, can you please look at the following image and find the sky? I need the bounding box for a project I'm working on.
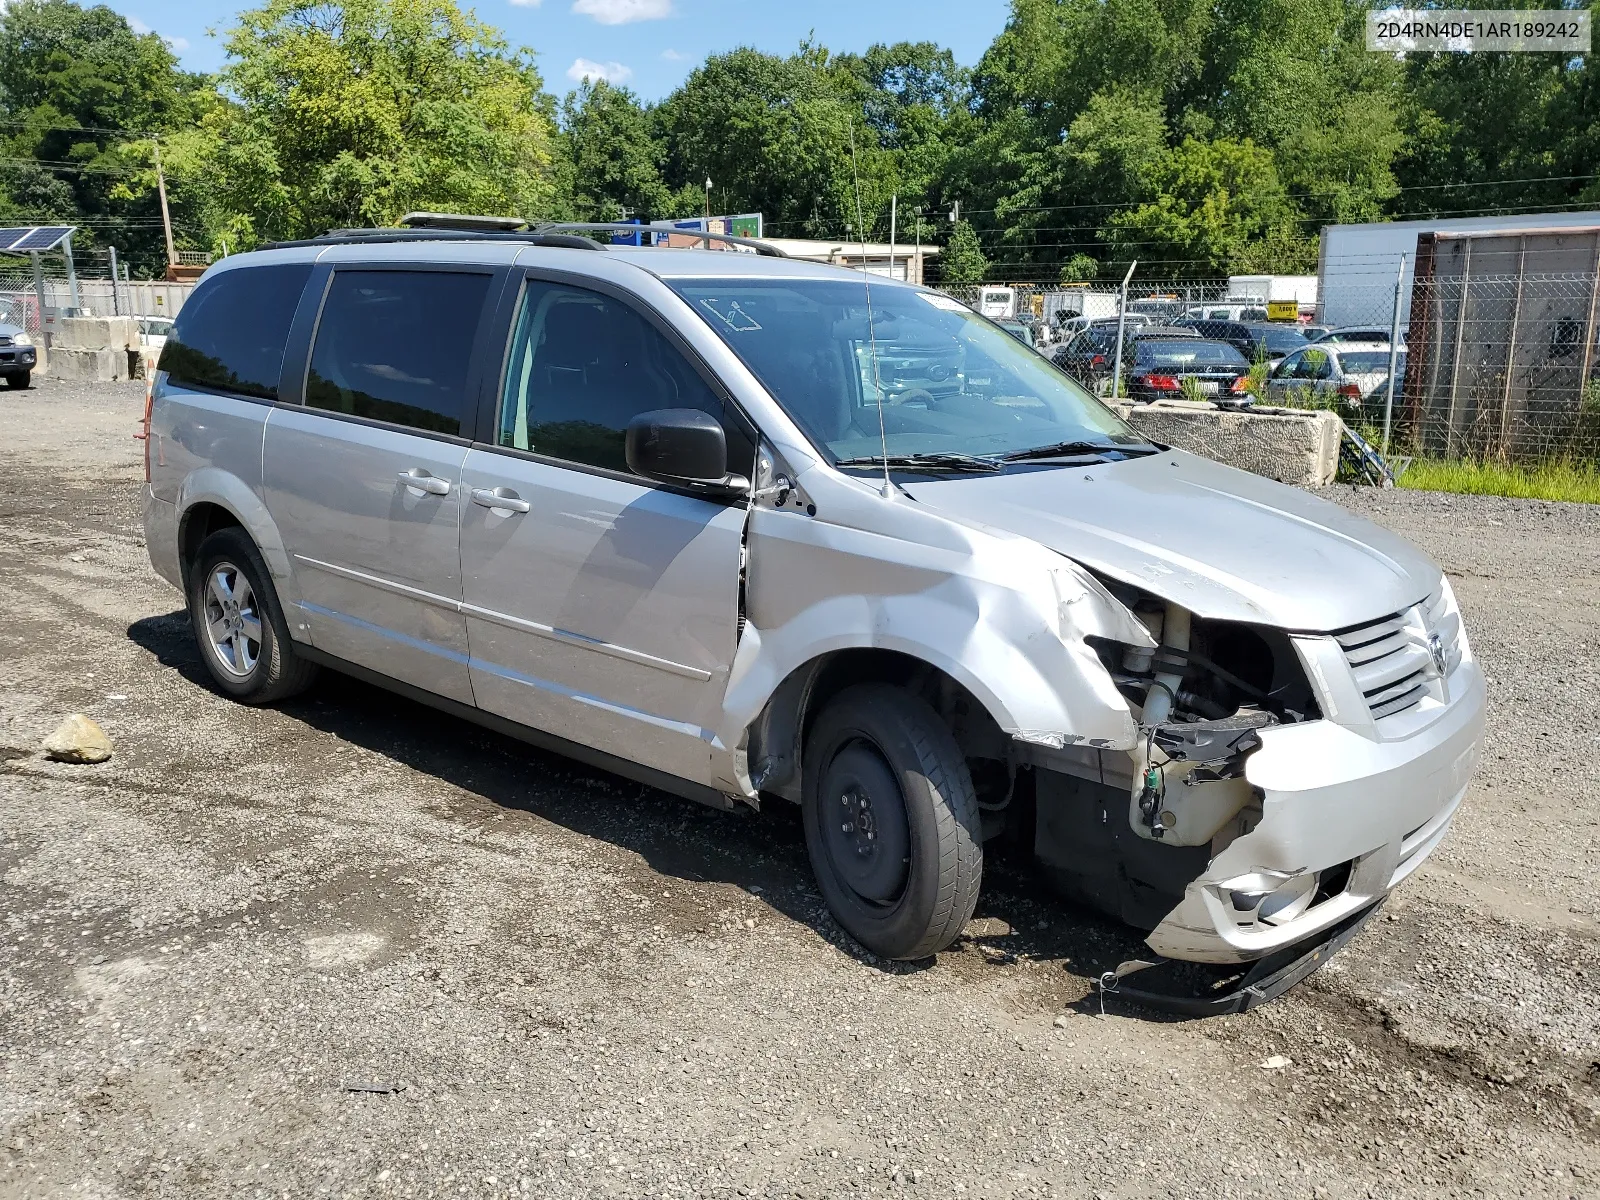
[116,0,1011,101]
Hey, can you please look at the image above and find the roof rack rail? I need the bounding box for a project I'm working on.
[536,222,789,258]
[263,227,607,252]
[260,216,788,257]
[400,211,526,232]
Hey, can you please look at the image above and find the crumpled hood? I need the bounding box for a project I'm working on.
[901,450,1441,630]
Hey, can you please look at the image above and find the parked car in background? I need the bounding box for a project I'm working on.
[1298,324,1333,342]
[1123,336,1253,404]
[139,316,173,353]
[997,319,1035,348]
[1266,343,1406,409]
[1182,302,1270,322]
[1310,325,1406,348]
[1055,312,1152,339]
[1178,319,1310,366]
[1053,325,1202,395]
[1127,296,1186,322]
[0,319,37,388]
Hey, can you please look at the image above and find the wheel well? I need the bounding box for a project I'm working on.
[178,502,244,586]
[748,649,1010,806]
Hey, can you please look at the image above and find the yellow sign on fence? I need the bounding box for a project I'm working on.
[1266,300,1299,321]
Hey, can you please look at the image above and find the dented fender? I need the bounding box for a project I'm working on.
[715,465,1144,791]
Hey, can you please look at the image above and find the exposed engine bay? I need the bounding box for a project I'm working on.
[1022,575,1326,932]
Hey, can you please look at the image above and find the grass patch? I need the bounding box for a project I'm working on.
[1398,458,1600,504]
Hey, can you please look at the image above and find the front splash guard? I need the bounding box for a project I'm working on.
[1094,900,1383,1017]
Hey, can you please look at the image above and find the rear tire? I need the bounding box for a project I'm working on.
[802,684,982,960]
[187,527,317,704]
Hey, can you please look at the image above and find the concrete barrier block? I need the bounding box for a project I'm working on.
[48,346,126,382]
[1119,400,1342,488]
[56,315,141,352]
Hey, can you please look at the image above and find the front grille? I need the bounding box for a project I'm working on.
[1333,598,1447,721]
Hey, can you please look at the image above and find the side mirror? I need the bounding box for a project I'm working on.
[625,408,741,490]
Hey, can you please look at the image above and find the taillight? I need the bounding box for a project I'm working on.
[136,378,153,482]
[1337,382,1362,401]
[1145,373,1180,391]
[1090,354,1105,367]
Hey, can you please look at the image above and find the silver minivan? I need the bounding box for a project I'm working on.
[142,223,1484,999]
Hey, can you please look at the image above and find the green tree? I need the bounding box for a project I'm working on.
[195,0,561,246]
[657,45,896,238]
[1059,254,1098,283]
[0,0,205,273]
[1104,136,1312,276]
[561,80,671,222]
[941,218,988,283]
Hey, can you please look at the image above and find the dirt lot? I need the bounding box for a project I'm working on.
[2,377,1597,1199]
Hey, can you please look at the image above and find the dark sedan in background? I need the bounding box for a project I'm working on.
[1178,318,1309,366]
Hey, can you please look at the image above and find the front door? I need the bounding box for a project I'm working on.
[263,266,499,706]
[458,277,752,785]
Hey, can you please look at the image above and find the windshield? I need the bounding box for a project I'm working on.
[1135,339,1249,367]
[669,279,1134,462]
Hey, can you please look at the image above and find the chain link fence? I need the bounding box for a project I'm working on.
[935,269,1600,465]
[0,265,193,336]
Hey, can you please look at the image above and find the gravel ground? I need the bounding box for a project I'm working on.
[2,376,1597,1199]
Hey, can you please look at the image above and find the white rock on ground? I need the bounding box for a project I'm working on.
[40,713,113,763]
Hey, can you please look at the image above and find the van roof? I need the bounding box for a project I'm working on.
[211,234,921,288]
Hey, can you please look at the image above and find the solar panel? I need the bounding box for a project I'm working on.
[0,225,76,253]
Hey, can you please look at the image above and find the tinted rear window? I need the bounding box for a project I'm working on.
[1136,339,1249,367]
[159,264,311,400]
[306,270,491,437]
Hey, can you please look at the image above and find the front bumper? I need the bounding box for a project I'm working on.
[1146,659,1486,964]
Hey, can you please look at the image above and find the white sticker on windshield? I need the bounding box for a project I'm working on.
[698,297,762,331]
[917,292,969,312]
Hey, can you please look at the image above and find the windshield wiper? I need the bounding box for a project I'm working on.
[1000,440,1161,463]
[833,451,1003,473]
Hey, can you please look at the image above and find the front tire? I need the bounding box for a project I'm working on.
[187,527,317,704]
[6,370,29,389]
[802,685,982,960]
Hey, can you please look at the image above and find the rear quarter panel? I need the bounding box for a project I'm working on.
[149,380,296,606]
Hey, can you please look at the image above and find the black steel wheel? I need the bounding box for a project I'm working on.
[802,684,982,960]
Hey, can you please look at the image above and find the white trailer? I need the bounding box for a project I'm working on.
[1319,211,1600,328]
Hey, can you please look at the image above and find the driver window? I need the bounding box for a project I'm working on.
[498,280,752,477]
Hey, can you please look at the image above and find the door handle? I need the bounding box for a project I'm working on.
[398,470,451,496]
[471,487,531,514]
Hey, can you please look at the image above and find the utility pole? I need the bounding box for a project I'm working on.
[1382,253,1407,455]
[703,177,712,221]
[1110,260,1138,402]
[887,193,897,281]
[109,246,120,316]
[153,138,177,270]
[914,208,922,286]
